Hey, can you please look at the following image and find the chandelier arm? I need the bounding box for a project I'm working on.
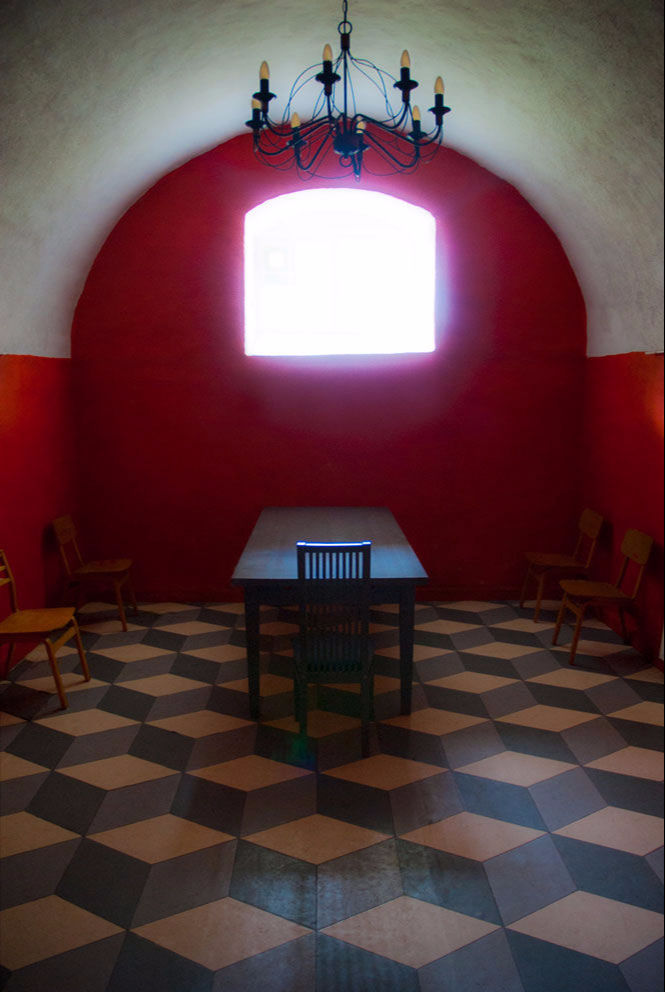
[361,128,421,170]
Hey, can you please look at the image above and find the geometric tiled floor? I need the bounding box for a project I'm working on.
[1,599,662,991]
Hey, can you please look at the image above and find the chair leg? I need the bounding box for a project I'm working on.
[113,580,128,631]
[568,604,586,666]
[126,574,139,613]
[519,566,531,609]
[552,595,568,645]
[533,573,546,622]
[6,641,15,670]
[72,620,91,682]
[45,639,68,709]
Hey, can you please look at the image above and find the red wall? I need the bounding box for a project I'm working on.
[0,355,79,670]
[70,135,587,602]
[583,352,664,661]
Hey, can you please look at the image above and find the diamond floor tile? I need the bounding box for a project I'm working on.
[0,599,662,990]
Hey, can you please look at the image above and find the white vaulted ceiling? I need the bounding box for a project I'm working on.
[1,0,663,358]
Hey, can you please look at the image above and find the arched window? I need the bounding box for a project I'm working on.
[244,189,436,356]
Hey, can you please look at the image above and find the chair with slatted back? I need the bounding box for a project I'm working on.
[519,508,604,621]
[0,550,91,709]
[294,541,373,753]
[52,515,137,631]
[552,528,654,665]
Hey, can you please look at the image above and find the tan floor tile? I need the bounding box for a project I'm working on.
[259,621,299,636]
[429,671,517,694]
[23,643,77,662]
[373,603,432,614]
[158,621,228,636]
[0,812,78,857]
[16,674,106,695]
[375,644,453,661]
[36,709,138,736]
[183,644,246,663]
[325,753,444,790]
[90,813,233,862]
[509,891,664,964]
[78,601,117,614]
[552,639,628,658]
[245,814,389,864]
[0,712,25,727]
[522,599,562,611]
[492,618,555,633]
[415,619,482,635]
[555,806,664,856]
[626,667,664,684]
[496,705,597,732]
[445,601,503,612]
[223,674,292,696]
[0,896,122,970]
[458,751,576,786]
[0,752,47,781]
[148,710,253,737]
[140,602,196,614]
[321,895,498,968]
[119,674,207,696]
[381,708,487,736]
[328,675,400,695]
[401,812,544,860]
[462,642,540,660]
[92,643,174,663]
[134,897,309,970]
[609,701,664,726]
[80,620,145,635]
[191,754,312,790]
[266,710,360,738]
[585,747,664,781]
[527,668,616,690]
[205,603,245,614]
[59,754,175,789]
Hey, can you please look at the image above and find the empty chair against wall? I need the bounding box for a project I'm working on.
[293,541,374,754]
[52,515,137,631]
[0,550,90,709]
[552,527,654,665]
[520,508,604,621]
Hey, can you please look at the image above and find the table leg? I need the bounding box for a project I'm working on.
[398,586,415,714]
[244,591,261,721]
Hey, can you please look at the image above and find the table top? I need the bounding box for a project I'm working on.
[231,507,428,586]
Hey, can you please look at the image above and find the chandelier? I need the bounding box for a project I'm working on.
[245,0,451,180]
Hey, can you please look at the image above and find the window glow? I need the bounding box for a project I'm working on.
[244,189,436,356]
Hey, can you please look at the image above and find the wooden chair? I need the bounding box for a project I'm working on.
[294,541,374,753]
[552,528,653,665]
[520,508,604,621]
[0,550,91,709]
[52,515,137,631]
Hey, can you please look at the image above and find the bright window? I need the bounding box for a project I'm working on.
[244,189,436,356]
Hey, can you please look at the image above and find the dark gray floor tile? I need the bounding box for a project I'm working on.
[106,933,213,992]
[561,717,629,763]
[317,839,402,928]
[397,838,502,924]
[57,838,150,927]
[440,720,505,769]
[453,773,547,831]
[419,928,525,992]
[620,938,664,992]
[230,840,316,928]
[495,723,579,764]
[484,835,575,925]
[529,767,605,830]
[212,934,316,992]
[551,835,665,913]
[3,933,125,992]
[506,930,631,992]
[584,768,664,818]
[316,933,420,992]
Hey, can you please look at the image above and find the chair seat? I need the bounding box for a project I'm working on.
[75,558,132,577]
[525,552,586,569]
[559,579,628,601]
[0,607,75,636]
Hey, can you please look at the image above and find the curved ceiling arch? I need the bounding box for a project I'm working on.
[1,0,662,358]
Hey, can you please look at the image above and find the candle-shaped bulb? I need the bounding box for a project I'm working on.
[400,50,411,69]
[412,105,421,121]
[356,119,366,132]
[290,112,301,129]
[251,98,261,110]
[435,76,444,96]
[323,44,333,62]
[260,61,270,80]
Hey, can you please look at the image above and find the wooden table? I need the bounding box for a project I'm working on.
[231,507,429,721]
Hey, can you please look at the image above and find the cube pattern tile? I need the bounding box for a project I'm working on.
[0,599,662,991]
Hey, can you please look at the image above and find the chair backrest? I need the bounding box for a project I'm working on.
[296,541,372,672]
[52,515,84,575]
[0,550,19,614]
[615,528,654,598]
[573,508,604,567]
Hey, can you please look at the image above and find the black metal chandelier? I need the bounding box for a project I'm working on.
[245,0,451,180]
